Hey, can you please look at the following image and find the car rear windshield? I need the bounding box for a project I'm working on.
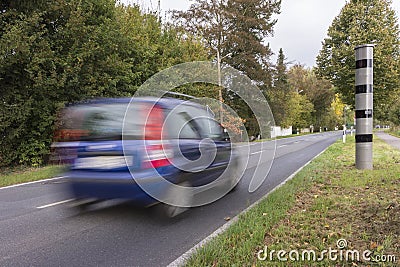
[55,103,143,141]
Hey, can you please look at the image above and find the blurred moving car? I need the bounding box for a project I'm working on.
[53,97,239,217]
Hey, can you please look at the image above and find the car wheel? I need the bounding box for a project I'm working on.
[159,181,193,218]
[225,159,240,193]
[69,198,100,212]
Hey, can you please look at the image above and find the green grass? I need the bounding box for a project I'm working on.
[385,126,400,138]
[0,165,66,188]
[389,130,400,138]
[185,136,400,266]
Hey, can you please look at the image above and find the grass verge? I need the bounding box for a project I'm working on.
[0,165,66,188]
[388,130,400,138]
[185,136,400,266]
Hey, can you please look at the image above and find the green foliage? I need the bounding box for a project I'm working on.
[0,11,57,166]
[282,92,314,129]
[173,0,281,135]
[0,1,209,167]
[267,88,287,127]
[274,48,289,91]
[268,48,289,126]
[288,65,338,128]
[389,97,400,125]
[316,0,400,121]
[268,52,328,130]
[223,0,280,85]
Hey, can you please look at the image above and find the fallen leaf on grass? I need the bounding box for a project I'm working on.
[327,232,336,238]
[385,203,396,210]
[370,241,378,250]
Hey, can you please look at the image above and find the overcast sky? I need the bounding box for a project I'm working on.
[127,0,400,68]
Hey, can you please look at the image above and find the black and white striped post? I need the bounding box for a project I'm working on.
[355,44,374,170]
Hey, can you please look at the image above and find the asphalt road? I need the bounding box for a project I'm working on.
[0,131,341,267]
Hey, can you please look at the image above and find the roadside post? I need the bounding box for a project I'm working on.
[355,44,374,170]
[342,125,346,143]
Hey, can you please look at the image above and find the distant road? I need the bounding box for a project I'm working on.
[0,132,341,267]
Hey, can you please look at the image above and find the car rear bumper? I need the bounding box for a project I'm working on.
[64,169,176,207]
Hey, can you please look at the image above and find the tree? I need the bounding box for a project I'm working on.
[268,48,289,126]
[316,0,400,121]
[389,97,400,125]
[0,1,209,167]
[282,92,314,130]
[223,0,280,84]
[0,0,135,166]
[288,65,336,128]
[173,0,280,84]
[173,0,281,135]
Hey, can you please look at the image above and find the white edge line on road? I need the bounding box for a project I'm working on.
[36,198,75,209]
[0,176,65,191]
[167,144,332,267]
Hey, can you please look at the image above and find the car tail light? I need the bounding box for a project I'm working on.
[143,143,172,168]
[143,104,164,140]
[142,104,172,168]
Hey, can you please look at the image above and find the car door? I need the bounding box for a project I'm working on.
[164,108,205,184]
[196,117,232,174]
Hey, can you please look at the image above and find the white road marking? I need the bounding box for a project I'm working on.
[278,144,288,148]
[36,199,75,209]
[235,142,267,148]
[0,176,65,190]
[250,151,262,155]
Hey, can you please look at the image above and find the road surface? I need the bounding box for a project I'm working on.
[0,131,341,267]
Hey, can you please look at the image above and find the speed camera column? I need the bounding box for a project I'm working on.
[355,44,374,170]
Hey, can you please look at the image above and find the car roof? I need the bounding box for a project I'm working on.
[67,97,206,110]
